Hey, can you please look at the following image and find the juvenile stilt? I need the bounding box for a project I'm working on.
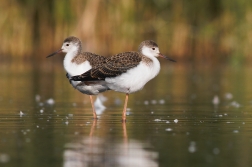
[122,94,129,122]
[69,40,176,121]
[47,36,109,120]
[89,95,97,119]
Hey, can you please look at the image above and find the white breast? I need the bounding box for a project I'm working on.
[63,55,92,76]
[63,52,92,87]
[105,57,160,93]
[63,51,109,95]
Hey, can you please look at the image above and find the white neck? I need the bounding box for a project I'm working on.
[141,46,160,77]
[63,51,92,77]
[149,56,160,79]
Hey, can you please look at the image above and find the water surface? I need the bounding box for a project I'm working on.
[0,62,252,167]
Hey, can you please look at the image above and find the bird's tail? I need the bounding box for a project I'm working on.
[70,75,85,81]
[70,70,99,81]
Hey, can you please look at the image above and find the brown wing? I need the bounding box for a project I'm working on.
[83,52,107,68]
[90,51,142,79]
[70,52,142,81]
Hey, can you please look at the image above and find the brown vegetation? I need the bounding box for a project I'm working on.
[1,0,252,63]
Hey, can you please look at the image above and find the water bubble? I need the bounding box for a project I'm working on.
[46,98,55,105]
[188,141,197,153]
[126,108,131,111]
[225,93,233,100]
[213,148,220,155]
[114,98,122,105]
[233,130,239,133]
[35,94,41,102]
[159,99,165,104]
[19,111,24,117]
[151,100,157,104]
[212,95,220,105]
[0,154,10,163]
[144,101,149,105]
[165,128,172,131]
[154,119,162,122]
[126,111,131,116]
[230,101,241,108]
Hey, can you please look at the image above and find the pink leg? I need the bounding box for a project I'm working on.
[89,119,97,136]
[122,121,128,149]
[89,95,97,119]
[122,94,129,122]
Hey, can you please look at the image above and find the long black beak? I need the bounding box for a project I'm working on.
[46,49,63,58]
[159,53,176,62]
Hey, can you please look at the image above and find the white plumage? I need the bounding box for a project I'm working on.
[105,58,160,93]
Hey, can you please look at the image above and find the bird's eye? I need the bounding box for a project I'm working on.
[66,44,69,46]
[152,48,155,50]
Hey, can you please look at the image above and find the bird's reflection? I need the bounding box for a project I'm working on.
[94,94,107,117]
[63,121,158,167]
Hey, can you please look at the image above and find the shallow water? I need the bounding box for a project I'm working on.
[0,62,252,167]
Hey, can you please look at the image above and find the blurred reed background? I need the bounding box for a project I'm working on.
[0,0,252,64]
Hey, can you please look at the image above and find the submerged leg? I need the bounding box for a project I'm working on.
[122,93,129,122]
[122,121,128,149]
[89,95,97,119]
[89,119,97,136]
